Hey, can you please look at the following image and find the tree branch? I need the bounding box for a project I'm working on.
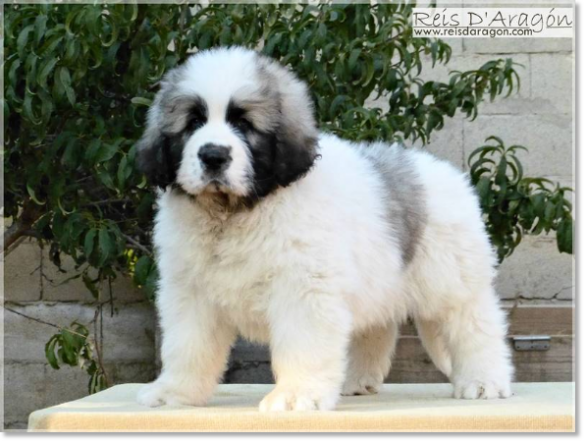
[4,306,88,339]
[120,232,153,256]
[2,199,43,255]
[84,198,132,208]
[93,306,110,387]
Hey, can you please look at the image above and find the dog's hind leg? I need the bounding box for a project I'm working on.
[341,322,398,396]
[414,317,452,378]
[441,288,514,399]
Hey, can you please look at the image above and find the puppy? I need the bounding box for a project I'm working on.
[135,47,513,411]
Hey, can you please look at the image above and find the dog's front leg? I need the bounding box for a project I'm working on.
[137,282,236,407]
[259,284,352,412]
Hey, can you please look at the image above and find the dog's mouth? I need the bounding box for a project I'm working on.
[194,177,250,212]
[174,177,231,200]
[203,177,230,194]
[175,174,251,212]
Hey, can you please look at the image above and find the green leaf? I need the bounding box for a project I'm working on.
[89,370,99,394]
[38,89,54,123]
[134,255,153,286]
[117,155,130,188]
[495,156,508,204]
[485,135,505,147]
[101,16,119,47]
[85,139,101,164]
[144,265,159,300]
[544,201,557,224]
[329,95,350,119]
[476,177,492,208]
[530,193,546,217]
[60,329,79,365]
[84,229,97,258]
[88,43,104,70]
[38,34,65,58]
[61,138,80,168]
[56,67,76,105]
[467,145,498,166]
[34,14,48,45]
[64,37,79,64]
[131,97,153,107]
[362,57,375,86]
[17,25,35,58]
[45,336,60,370]
[97,169,116,191]
[98,228,114,265]
[23,92,42,125]
[26,182,46,205]
[8,59,22,86]
[557,219,573,254]
[37,56,59,90]
[63,326,85,350]
[348,49,361,71]
[95,143,120,163]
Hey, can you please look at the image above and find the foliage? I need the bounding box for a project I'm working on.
[3,2,573,392]
[45,321,108,394]
[469,137,573,262]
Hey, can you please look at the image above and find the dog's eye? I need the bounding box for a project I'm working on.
[232,116,253,132]
[186,111,206,132]
[227,106,253,133]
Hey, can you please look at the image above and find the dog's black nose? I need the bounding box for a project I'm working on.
[198,144,231,171]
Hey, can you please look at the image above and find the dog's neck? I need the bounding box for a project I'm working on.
[168,186,264,229]
[196,192,242,216]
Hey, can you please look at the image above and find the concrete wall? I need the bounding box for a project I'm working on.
[3,240,157,429]
[3,27,573,431]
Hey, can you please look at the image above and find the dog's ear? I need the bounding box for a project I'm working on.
[136,127,174,189]
[274,130,318,188]
[272,70,320,188]
[135,87,179,189]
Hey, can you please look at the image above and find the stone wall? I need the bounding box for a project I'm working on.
[3,240,157,429]
[3,26,573,432]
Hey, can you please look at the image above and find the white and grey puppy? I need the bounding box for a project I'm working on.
[136,47,513,412]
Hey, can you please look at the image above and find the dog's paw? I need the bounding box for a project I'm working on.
[454,380,512,400]
[259,386,338,412]
[341,375,382,396]
[136,382,208,407]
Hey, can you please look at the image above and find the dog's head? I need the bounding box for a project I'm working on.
[136,47,318,204]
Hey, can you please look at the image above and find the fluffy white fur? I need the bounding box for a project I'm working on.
[136,47,513,412]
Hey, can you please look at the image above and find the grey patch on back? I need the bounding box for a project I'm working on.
[356,142,427,266]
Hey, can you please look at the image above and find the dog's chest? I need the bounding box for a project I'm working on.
[188,210,280,312]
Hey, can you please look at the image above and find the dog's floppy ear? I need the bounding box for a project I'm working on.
[272,69,320,188]
[135,89,177,189]
[136,127,174,189]
[274,129,318,188]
